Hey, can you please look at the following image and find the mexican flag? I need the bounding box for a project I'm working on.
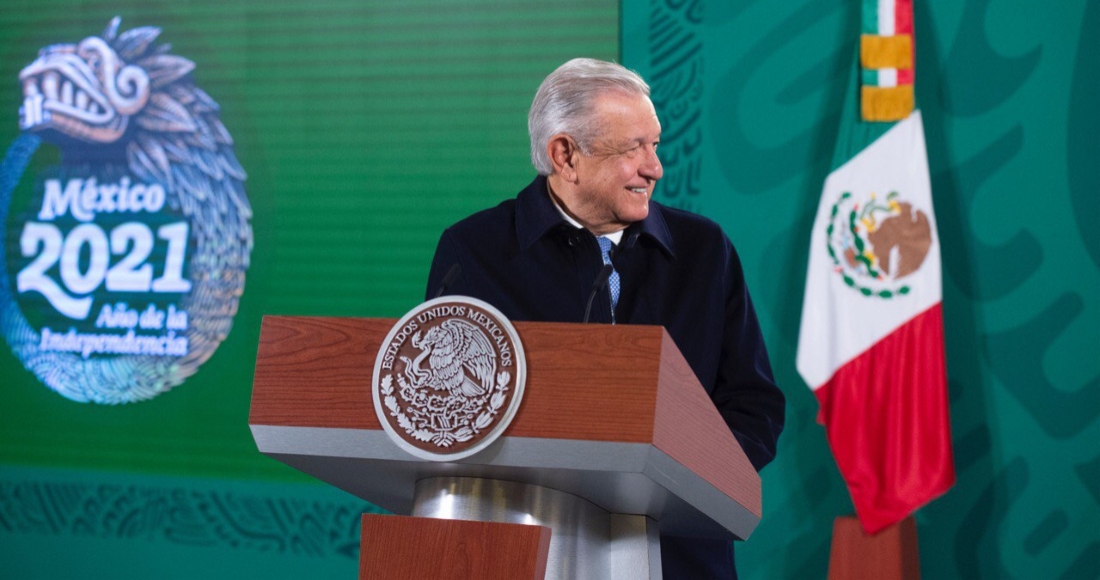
[795,0,955,535]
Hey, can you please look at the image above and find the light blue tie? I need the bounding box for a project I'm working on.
[596,236,620,316]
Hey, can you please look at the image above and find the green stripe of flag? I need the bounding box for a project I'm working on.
[862,0,880,34]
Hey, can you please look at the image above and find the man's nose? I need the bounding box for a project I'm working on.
[641,147,663,180]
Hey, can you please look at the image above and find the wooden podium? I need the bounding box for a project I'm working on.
[250,315,762,579]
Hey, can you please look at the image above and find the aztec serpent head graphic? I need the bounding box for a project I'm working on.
[1,17,252,403]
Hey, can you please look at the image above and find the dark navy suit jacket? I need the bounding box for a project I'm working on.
[426,175,785,579]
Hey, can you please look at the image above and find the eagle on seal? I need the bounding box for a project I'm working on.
[400,318,496,398]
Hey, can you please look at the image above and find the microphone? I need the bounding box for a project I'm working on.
[583,264,613,323]
[434,263,462,298]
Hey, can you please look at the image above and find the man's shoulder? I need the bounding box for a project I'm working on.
[650,200,729,244]
[443,176,554,249]
[653,201,721,227]
[444,198,517,239]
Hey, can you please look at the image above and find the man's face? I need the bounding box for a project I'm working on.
[568,91,663,234]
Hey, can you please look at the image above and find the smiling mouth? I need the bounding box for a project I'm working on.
[628,187,649,195]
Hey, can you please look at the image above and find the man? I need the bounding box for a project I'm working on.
[426,58,785,579]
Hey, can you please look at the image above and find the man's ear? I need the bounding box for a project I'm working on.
[547,134,580,183]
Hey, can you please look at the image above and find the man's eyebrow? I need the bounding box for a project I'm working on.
[626,135,660,146]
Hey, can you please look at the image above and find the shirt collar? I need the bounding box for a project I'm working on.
[515,175,675,257]
[549,192,624,246]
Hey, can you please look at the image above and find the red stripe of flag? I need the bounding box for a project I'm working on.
[895,0,913,35]
[896,0,915,86]
[814,302,955,534]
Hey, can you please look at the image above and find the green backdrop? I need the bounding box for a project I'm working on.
[1,0,1096,578]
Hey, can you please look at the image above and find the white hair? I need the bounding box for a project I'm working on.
[528,58,651,175]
